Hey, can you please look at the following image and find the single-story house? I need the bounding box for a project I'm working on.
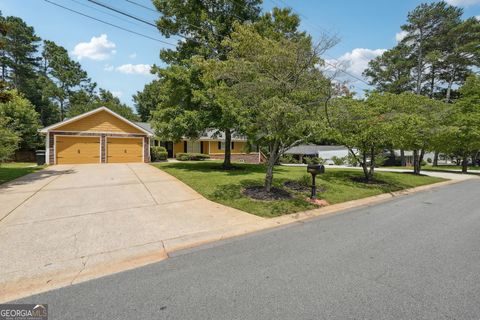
[285,145,351,164]
[40,106,261,165]
[137,122,258,162]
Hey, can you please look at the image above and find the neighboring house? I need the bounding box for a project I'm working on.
[40,107,261,165]
[40,107,153,165]
[285,145,351,164]
[136,122,261,164]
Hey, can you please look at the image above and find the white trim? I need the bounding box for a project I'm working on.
[100,135,103,163]
[39,106,153,136]
[105,136,144,163]
[47,130,147,136]
[45,133,50,164]
[147,137,150,162]
[54,135,101,164]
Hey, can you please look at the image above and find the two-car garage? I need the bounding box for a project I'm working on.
[42,107,152,165]
[55,136,144,164]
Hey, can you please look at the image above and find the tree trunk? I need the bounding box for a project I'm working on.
[264,141,279,193]
[368,147,376,180]
[433,151,439,166]
[400,149,406,167]
[429,65,435,98]
[415,32,423,95]
[222,128,232,169]
[461,156,468,174]
[445,75,455,103]
[361,152,370,181]
[413,150,420,175]
[419,149,425,174]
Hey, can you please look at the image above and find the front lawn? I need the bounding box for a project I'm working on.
[0,162,44,185]
[383,165,480,173]
[153,162,445,218]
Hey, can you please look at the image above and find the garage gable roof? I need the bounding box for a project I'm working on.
[39,106,153,136]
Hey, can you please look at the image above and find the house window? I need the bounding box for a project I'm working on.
[187,141,201,153]
[218,142,234,150]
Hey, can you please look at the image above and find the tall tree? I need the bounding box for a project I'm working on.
[40,40,90,120]
[68,89,139,121]
[363,44,414,94]
[329,95,394,181]
[206,24,333,191]
[401,1,463,95]
[0,14,40,103]
[147,0,262,168]
[133,80,162,122]
[0,89,41,151]
[440,75,480,173]
[439,17,480,102]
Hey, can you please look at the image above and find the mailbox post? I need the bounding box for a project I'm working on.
[307,164,325,200]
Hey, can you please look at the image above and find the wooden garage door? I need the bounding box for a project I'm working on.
[107,137,143,163]
[56,136,100,164]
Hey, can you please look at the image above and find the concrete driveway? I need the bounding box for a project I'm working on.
[0,163,262,301]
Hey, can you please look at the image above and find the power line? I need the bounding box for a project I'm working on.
[44,0,176,46]
[67,0,144,27]
[125,0,157,13]
[323,61,370,85]
[88,0,206,45]
[88,0,157,28]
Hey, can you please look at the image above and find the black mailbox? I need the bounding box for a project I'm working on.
[307,164,325,175]
[307,164,325,200]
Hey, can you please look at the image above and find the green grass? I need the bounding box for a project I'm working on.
[383,165,480,173]
[153,161,445,218]
[0,162,45,185]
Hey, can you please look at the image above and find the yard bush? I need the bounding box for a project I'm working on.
[279,154,298,164]
[176,152,210,161]
[331,156,346,165]
[151,146,168,161]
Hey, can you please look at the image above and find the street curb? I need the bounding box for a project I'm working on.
[0,177,469,302]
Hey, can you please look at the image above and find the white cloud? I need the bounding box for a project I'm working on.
[115,64,151,75]
[128,53,137,59]
[445,0,480,6]
[395,30,408,42]
[326,48,386,77]
[111,91,123,98]
[103,64,114,71]
[476,15,480,20]
[72,34,116,61]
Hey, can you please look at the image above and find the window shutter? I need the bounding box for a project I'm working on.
[231,142,234,150]
[218,142,221,150]
[183,141,187,153]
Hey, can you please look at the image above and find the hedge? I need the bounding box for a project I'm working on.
[151,146,168,161]
[175,153,210,161]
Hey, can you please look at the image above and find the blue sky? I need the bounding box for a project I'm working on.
[2,0,479,109]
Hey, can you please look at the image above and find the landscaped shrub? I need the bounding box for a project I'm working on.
[331,156,345,165]
[151,146,168,161]
[427,157,432,164]
[176,152,210,161]
[279,154,298,164]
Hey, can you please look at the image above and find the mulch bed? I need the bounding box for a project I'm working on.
[242,186,292,200]
[283,180,326,193]
[350,177,387,185]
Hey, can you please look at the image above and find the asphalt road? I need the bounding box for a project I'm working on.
[16,179,480,319]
